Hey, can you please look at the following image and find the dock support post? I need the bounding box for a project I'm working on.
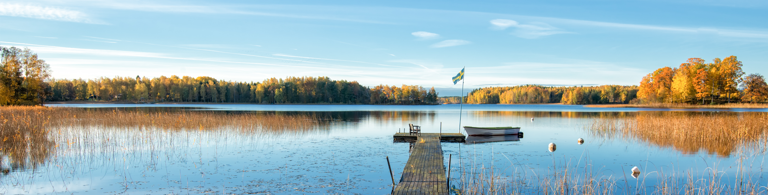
[387,156,395,186]
[447,154,452,189]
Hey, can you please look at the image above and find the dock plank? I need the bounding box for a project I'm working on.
[393,134,448,195]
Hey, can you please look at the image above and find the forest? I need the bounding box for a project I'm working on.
[452,85,639,105]
[47,76,439,105]
[638,56,768,104]
[1,46,438,105]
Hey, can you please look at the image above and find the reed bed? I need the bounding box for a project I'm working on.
[0,106,55,174]
[0,106,323,175]
[585,103,768,109]
[588,112,768,157]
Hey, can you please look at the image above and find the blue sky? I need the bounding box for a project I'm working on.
[1,0,767,95]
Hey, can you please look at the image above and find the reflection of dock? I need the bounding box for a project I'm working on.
[392,134,450,195]
[393,133,466,142]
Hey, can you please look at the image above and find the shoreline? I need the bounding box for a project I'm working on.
[43,101,439,106]
[42,101,768,108]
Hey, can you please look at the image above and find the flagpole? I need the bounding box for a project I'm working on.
[459,67,464,134]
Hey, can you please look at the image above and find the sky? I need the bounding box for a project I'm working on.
[1,0,767,95]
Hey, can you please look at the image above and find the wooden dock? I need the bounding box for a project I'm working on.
[393,134,450,195]
[393,133,465,143]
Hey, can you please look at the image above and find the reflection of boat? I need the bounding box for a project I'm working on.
[463,126,520,136]
[465,135,521,144]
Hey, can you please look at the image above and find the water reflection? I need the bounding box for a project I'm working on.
[464,135,521,144]
[472,110,637,118]
[2,106,767,194]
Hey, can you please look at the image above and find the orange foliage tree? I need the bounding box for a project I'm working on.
[740,74,768,103]
[639,56,750,104]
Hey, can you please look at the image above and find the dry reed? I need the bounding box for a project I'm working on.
[585,103,768,109]
[0,106,322,175]
[589,112,768,157]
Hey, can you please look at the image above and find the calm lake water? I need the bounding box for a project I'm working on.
[2,104,767,194]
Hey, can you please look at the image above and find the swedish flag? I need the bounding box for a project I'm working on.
[452,68,464,85]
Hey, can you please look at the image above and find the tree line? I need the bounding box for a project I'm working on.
[443,85,639,105]
[47,76,439,105]
[638,56,768,104]
[1,46,439,105]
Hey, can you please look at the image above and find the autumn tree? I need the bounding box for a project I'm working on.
[740,74,768,103]
[0,46,52,105]
[637,67,675,103]
[718,56,744,103]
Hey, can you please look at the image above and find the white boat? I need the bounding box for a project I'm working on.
[463,126,521,136]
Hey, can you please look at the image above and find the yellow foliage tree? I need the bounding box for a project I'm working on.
[671,71,694,103]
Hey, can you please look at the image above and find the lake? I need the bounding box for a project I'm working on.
[1,104,766,194]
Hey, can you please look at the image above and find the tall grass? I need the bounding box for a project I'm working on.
[0,106,55,174]
[586,103,768,109]
[589,112,768,157]
[0,106,322,175]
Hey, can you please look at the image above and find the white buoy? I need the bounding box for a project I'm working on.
[631,166,641,178]
[577,138,584,145]
[548,143,556,152]
[531,117,534,122]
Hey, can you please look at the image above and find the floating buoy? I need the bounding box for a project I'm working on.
[531,118,534,122]
[577,138,584,145]
[548,143,556,152]
[631,166,641,178]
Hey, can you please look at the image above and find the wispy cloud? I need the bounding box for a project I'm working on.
[82,36,120,44]
[0,3,105,24]
[45,1,395,24]
[390,59,444,71]
[84,36,121,42]
[465,61,646,86]
[562,19,768,38]
[0,41,164,58]
[431,40,471,48]
[273,53,399,67]
[491,19,570,39]
[411,31,440,40]
[486,15,768,39]
[490,19,518,30]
